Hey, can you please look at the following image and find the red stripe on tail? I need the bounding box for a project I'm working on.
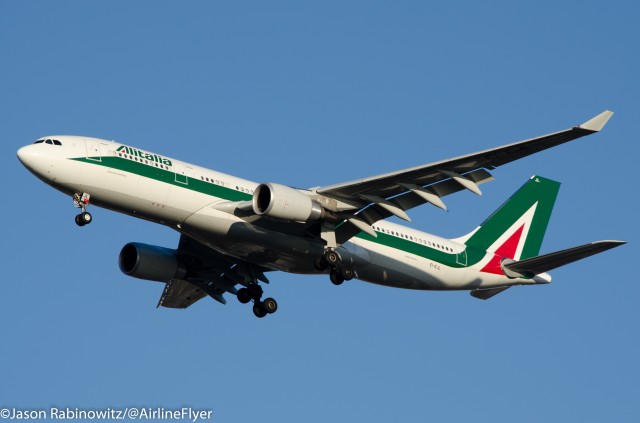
[480,225,525,275]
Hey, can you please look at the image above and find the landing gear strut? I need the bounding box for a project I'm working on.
[73,193,92,227]
[236,283,278,318]
[315,249,355,286]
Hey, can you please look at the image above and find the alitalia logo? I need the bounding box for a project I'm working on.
[116,146,173,166]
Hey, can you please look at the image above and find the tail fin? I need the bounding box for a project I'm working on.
[460,176,560,260]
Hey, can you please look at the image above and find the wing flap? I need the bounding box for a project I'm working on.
[502,240,626,277]
[335,169,493,244]
[157,280,207,309]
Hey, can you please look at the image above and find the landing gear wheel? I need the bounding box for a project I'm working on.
[73,193,92,226]
[75,214,86,227]
[324,250,341,267]
[330,269,345,285]
[253,302,267,318]
[237,288,251,304]
[340,264,355,281]
[247,284,263,301]
[263,297,278,314]
[80,211,92,225]
[314,256,328,271]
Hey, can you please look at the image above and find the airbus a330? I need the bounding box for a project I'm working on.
[17,111,625,317]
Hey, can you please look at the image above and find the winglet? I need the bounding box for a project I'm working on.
[579,110,613,132]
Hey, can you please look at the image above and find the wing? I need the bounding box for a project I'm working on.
[313,111,613,243]
[317,111,612,201]
[157,234,272,309]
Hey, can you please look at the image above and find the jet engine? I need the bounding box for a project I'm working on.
[252,183,324,222]
[118,242,187,282]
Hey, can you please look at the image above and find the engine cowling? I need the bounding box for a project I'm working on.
[118,242,187,282]
[252,183,324,222]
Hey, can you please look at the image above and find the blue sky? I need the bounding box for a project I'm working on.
[2,1,638,422]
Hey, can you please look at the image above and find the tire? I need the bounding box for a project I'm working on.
[340,264,355,281]
[330,270,344,285]
[75,214,85,227]
[263,297,278,314]
[314,256,328,271]
[253,303,267,318]
[81,212,92,224]
[247,284,263,301]
[324,250,340,267]
[237,288,251,304]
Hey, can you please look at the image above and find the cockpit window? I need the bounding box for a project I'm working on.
[34,139,62,146]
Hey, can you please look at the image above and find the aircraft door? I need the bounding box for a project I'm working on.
[174,163,188,185]
[456,249,467,266]
[84,138,102,162]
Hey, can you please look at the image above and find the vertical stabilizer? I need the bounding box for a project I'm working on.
[461,176,560,260]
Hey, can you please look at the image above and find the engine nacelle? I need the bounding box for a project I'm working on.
[252,183,324,222]
[118,242,187,282]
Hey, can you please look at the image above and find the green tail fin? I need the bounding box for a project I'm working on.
[462,176,560,260]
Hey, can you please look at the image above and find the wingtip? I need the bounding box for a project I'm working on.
[579,110,614,132]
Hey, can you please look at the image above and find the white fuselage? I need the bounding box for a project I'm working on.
[17,136,546,292]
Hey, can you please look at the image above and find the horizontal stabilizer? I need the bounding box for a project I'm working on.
[470,286,510,300]
[502,240,626,277]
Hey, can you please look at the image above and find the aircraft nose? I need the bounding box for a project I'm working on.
[17,144,50,177]
[17,145,33,166]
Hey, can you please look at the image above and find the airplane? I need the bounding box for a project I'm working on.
[17,111,625,318]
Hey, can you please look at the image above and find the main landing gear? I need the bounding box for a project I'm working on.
[73,193,93,227]
[236,283,278,318]
[314,249,355,286]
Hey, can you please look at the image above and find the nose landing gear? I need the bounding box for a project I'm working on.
[73,192,92,227]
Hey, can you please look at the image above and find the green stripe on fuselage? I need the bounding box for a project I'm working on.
[72,156,252,202]
[356,231,485,268]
